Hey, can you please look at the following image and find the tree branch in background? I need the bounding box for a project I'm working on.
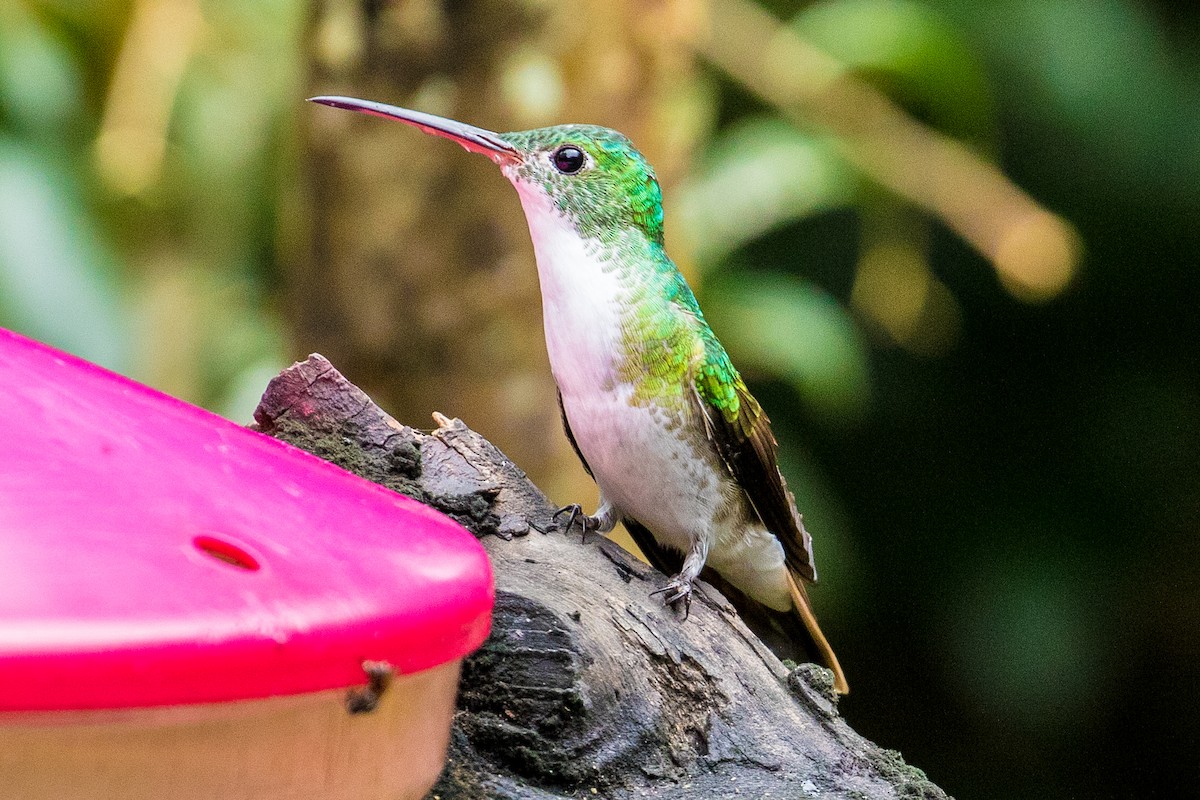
[698,0,1081,302]
[251,355,948,800]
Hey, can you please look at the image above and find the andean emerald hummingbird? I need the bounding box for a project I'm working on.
[310,96,848,694]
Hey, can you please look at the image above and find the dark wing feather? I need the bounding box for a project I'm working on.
[557,389,593,478]
[692,354,818,583]
[621,517,683,577]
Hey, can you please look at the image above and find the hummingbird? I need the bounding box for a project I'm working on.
[310,96,848,694]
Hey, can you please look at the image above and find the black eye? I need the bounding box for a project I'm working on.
[552,145,586,174]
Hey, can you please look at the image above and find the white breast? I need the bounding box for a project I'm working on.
[510,182,625,394]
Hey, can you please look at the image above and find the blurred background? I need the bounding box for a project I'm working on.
[2,0,1197,796]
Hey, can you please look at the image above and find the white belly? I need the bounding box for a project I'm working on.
[562,388,791,610]
[559,389,723,554]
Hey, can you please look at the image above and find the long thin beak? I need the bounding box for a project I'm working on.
[308,96,520,165]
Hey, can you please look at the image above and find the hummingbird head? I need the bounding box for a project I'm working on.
[309,96,665,245]
[501,125,664,246]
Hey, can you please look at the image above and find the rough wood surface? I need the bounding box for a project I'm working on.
[252,355,949,800]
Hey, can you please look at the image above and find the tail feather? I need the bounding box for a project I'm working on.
[696,566,849,695]
[786,570,849,695]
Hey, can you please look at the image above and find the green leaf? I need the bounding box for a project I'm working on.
[703,272,871,425]
[795,0,996,146]
[0,137,131,372]
[673,118,856,264]
[0,7,83,136]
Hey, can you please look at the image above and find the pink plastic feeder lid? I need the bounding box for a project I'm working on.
[0,329,493,711]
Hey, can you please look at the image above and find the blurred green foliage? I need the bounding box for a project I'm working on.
[0,0,298,418]
[2,1,1198,798]
[0,2,130,371]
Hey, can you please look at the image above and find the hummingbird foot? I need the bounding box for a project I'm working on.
[650,540,706,619]
[552,498,618,542]
[553,504,601,542]
[650,578,694,619]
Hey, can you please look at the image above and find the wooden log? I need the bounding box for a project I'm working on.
[252,355,949,800]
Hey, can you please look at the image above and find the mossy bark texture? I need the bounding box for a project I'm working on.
[252,355,949,800]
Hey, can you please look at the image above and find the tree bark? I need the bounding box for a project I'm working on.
[251,354,948,800]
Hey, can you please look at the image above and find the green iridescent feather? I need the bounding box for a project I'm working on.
[506,125,664,245]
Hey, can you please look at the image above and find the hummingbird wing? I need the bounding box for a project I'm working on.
[693,343,849,692]
[557,389,593,478]
[692,343,818,583]
[621,516,683,575]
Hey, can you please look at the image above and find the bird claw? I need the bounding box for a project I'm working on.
[650,579,693,619]
[553,503,600,542]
